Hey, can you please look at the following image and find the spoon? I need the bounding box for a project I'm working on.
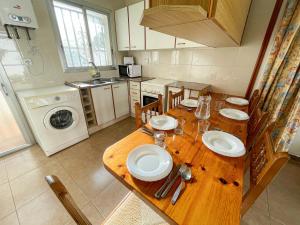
[171,167,192,205]
[161,164,187,198]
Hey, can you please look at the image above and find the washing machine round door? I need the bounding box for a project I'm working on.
[44,106,79,131]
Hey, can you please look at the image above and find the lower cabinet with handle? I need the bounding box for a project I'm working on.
[112,82,130,118]
[91,85,115,125]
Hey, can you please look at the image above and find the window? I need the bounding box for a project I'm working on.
[51,0,113,70]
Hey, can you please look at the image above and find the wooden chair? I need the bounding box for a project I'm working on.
[46,175,168,225]
[45,175,92,225]
[135,94,163,128]
[249,89,260,116]
[168,87,184,110]
[247,108,269,151]
[241,124,289,215]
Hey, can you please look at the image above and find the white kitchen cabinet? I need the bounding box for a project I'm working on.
[176,38,204,48]
[144,0,175,50]
[128,2,145,50]
[146,28,175,50]
[115,7,130,51]
[91,86,115,125]
[112,82,130,118]
[129,81,141,117]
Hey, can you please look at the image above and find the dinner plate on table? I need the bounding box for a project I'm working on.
[180,99,198,108]
[226,97,249,106]
[219,108,249,121]
[126,144,173,182]
[149,115,178,130]
[202,131,245,157]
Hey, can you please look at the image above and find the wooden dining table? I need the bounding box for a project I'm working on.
[103,93,248,225]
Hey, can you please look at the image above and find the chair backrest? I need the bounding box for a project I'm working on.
[45,175,92,225]
[241,124,289,216]
[168,87,184,110]
[249,89,260,116]
[247,107,269,151]
[135,94,163,128]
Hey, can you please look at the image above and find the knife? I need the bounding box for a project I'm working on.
[161,164,187,198]
[154,164,181,199]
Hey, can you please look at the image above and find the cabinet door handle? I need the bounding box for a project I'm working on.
[177,42,186,45]
[113,86,119,89]
[104,87,110,90]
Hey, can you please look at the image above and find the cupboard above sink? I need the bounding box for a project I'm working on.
[114,1,203,51]
[140,0,252,47]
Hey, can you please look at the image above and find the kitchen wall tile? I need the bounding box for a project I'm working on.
[141,64,152,77]
[211,47,239,66]
[189,66,212,82]
[158,49,177,65]
[168,65,191,81]
[150,64,173,79]
[151,51,160,64]
[176,49,193,65]
[191,48,215,66]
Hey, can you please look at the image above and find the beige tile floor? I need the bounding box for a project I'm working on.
[0,117,299,225]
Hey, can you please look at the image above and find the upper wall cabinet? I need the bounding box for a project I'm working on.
[128,1,145,50]
[115,7,130,51]
[176,38,204,48]
[140,0,252,47]
[145,0,175,50]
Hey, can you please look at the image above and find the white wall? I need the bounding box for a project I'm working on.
[128,0,277,96]
[0,0,125,91]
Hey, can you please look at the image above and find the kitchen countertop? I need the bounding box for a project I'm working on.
[65,77,154,89]
[167,81,211,91]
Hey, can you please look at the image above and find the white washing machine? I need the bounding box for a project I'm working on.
[17,86,89,156]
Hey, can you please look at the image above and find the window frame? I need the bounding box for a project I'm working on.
[47,0,116,72]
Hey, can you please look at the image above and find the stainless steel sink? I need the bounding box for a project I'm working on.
[81,77,126,86]
[82,80,107,85]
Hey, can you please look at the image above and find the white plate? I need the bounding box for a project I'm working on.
[126,144,173,182]
[149,115,178,130]
[180,99,198,108]
[226,97,249,106]
[202,131,245,157]
[220,108,249,121]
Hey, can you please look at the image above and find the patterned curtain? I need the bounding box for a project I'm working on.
[259,0,300,152]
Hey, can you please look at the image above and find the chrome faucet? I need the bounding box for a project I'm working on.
[89,61,101,79]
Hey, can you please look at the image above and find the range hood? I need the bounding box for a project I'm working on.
[141,0,252,47]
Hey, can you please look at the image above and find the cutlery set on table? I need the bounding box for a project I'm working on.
[126,95,250,205]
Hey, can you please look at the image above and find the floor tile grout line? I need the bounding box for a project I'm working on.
[5,156,53,182]
[54,155,94,203]
[53,148,111,221]
[7,175,21,225]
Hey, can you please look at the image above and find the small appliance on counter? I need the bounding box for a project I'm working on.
[119,56,142,78]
